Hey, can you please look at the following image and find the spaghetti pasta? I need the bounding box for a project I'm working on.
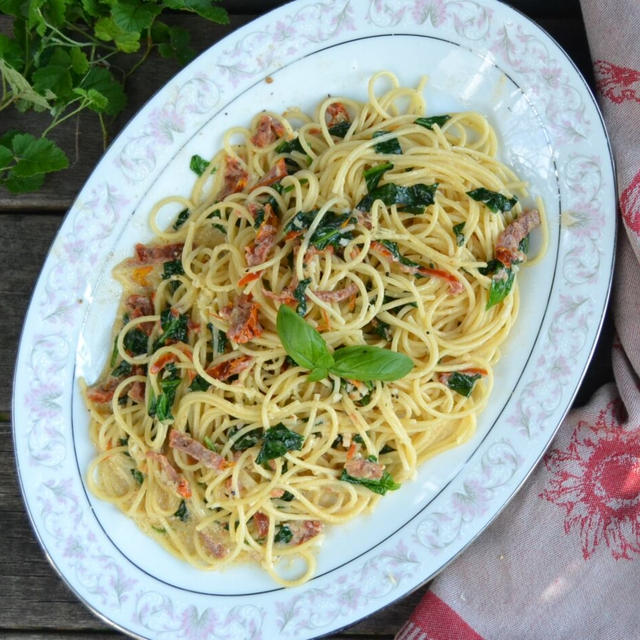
[82,72,545,586]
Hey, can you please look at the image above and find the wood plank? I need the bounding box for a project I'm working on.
[0,214,63,412]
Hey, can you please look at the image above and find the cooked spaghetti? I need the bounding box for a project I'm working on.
[82,72,545,586]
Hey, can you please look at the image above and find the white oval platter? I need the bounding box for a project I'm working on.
[13,1,615,638]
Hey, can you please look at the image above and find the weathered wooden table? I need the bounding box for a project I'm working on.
[1,1,613,638]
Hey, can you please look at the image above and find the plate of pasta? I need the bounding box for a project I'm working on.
[13,1,615,638]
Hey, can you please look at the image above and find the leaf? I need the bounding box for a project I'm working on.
[173,208,190,229]
[445,371,481,397]
[339,469,400,495]
[372,130,402,155]
[0,59,51,111]
[415,115,450,130]
[70,47,89,75]
[80,67,127,115]
[0,145,13,170]
[275,137,304,154]
[487,266,515,309]
[111,0,161,33]
[293,277,311,316]
[356,182,438,213]
[111,359,132,377]
[230,427,263,451]
[154,308,188,349]
[32,64,73,102]
[467,187,518,213]
[328,121,350,138]
[274,524,292,543]
[0,34,25,70]
[163,0,229,24]
[10,133,68,177]
[330,345,413,382]
[130,468,144,484]
[255,423,304,465]
[188,375,209,391]
[73,87,109,111]
[123,327,148,355]
[276,304,334,373]
[162,259,184,279]
[364,162,393,192]
[174,499,188,521]
[190,154,209,176]
[0,0,22,16]
[3,172,44,193]
[153,23,194,65]
[94,16,141,53]
[453,222,465,246]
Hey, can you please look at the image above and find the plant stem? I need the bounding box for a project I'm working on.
[41,98,87,138]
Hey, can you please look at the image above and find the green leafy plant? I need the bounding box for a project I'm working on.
[276,304,413,383]
[0,0,228,193]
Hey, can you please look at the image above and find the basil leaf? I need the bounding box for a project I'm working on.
[293,277,311,316]
[174,499,188,521]
[453,222,465,247]
[276,304,335,372]
[487,267,515,309]
[173,208,190,230]
[446,371,482,397]
[274,524,293,543]
[339,469,401,495]
[190,154,209,176]
[356,182,437,213]
[415,115,451,130]
[328,121,351,138]
[330,345,413,382]
[364,162,393,192]
[467,188,518,213]
[373,130,402,155]
[255,423,304,465]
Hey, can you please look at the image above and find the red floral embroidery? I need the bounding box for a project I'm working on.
[594,59,640,103]
[540,400,640,560]
[620,169,640,235]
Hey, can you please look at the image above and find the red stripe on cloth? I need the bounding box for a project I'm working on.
[395,591,484,640]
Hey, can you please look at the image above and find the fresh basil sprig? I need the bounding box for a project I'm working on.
[276,305,413,382]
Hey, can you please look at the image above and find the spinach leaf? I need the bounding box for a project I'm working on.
[380,444,395,454]
[276,304,334,380]
[207,209,226,234]
[174,499,188,521]
[415,115,451,130]
[364,162,393,192]
[255,423,304,465]
[123,328,148,356]
[154,308,188,350]
[190,154,209,176]
[173,208,190,230]
[230,427,263,451]
[453,222,465,247]
[367,317,392,341]
[376,239,421,270]
[253,207,265,229]
[130,468,144,484]
[330,345,413,382]
[286,210,355,251]
[328,121,351,138]
[446,371,482,397]
[356,182,437,213]
[279,491,295,502]
[487,268,515,309]
[189,375,210,392]
[148,363,181,420]
[373,130,402,155]
[519,233,530,255]
[208,322,228,355]
[112,360,132,377]
[467,188,518,213]
[162,259,184,279]
[293,277,312,316]
[275,137,304,154]
[339,469,401,495]
[274,524,293,543]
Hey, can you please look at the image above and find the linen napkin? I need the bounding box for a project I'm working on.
[396,1,640,638]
